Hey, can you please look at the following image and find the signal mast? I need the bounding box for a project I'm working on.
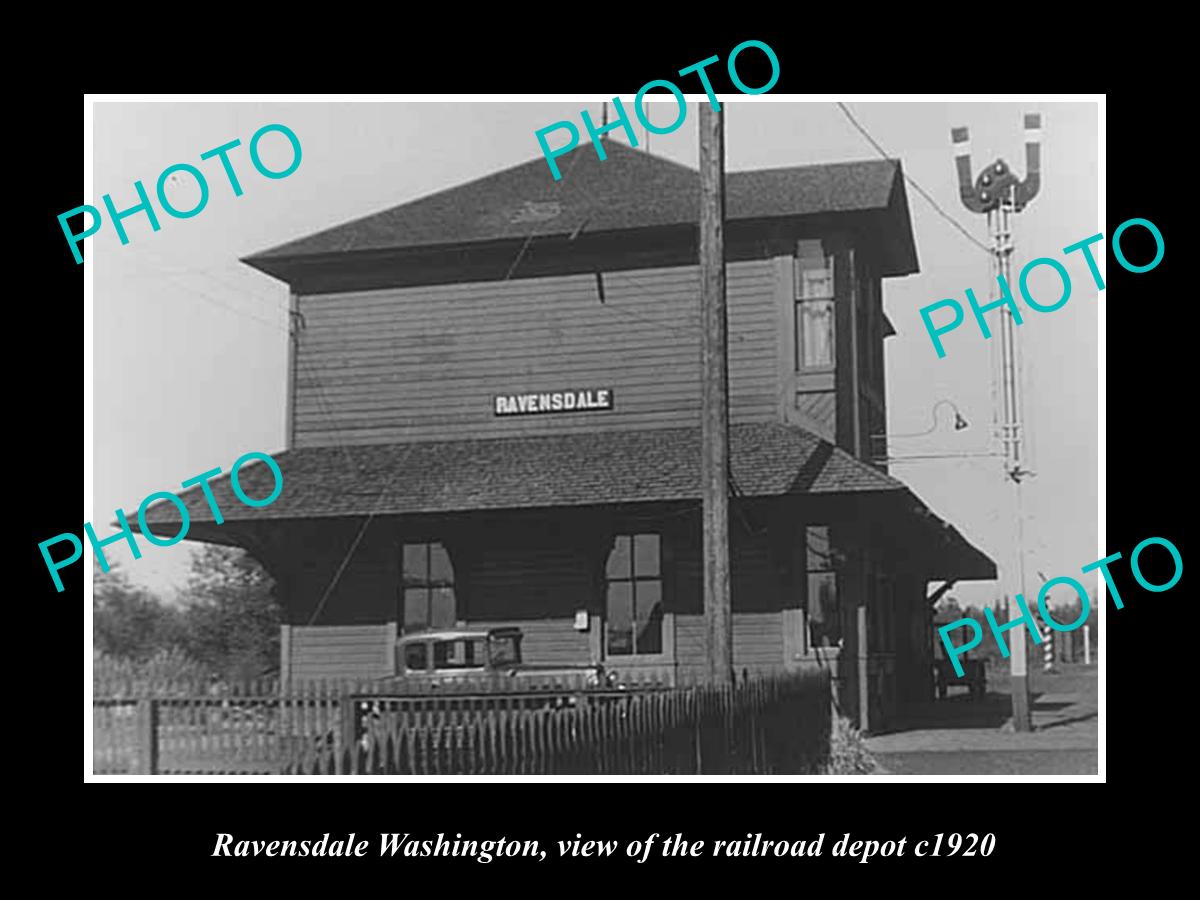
[950,113,1042,731]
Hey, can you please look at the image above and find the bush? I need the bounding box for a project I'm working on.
[94,647,215,696]
[92,548,281,685]
[93,565,184,660]
[820,716,881,775]
[179,545,279,681]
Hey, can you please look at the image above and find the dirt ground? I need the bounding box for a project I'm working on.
[864,662,1099,775]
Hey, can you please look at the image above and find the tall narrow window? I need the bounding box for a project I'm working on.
[862,271,880,388]
[857,283,871,384]
[871,573,895,654]
[795,240,835,371]
[605,534,663,656]
[401,542,456,632]
[806,525,840,649]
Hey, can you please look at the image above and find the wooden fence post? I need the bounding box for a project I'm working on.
[340,692,358,772]
[137,698,159,775]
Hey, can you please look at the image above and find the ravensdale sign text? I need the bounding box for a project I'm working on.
[494,388,613,416]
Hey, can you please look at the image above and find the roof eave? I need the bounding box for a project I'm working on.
[244,205,916,292]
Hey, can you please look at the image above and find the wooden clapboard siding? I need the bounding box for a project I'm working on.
[732,612,785,672]
[289,625,391,682]
[675,614,707,677]
[293,260,779,446]
[468,618,592,665]
[794,391,836,442]
[675,612,784,674]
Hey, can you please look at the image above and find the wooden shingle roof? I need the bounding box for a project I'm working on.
[138,423,994,579]
[143,424,902,525]
[244,141,918,277]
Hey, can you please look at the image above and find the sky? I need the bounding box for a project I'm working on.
[90,98,1100,610]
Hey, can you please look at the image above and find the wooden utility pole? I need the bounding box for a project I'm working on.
[699,103,732,685]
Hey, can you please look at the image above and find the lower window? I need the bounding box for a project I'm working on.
[401,542,456,632]
[806,525,841,649]
[605,534,664,656]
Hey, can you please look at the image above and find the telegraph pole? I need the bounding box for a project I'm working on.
[699,102,732,685]
[951,114,1042,731]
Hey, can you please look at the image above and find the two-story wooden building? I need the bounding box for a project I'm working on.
[143,139,994,731]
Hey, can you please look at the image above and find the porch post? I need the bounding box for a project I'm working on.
[857,604,869,733]
[280,624,292,689]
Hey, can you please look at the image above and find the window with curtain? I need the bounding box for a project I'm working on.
[605,534,663,656]
[795,240,835,372]
[806,525,840,650]
[401,542,456,632]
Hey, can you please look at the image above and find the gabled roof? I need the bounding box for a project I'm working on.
[243,141,918,277]
[137,423,994,580]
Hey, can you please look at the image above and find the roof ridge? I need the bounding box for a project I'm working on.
[727,157,896,177]
[242,147,914,269]
[245,140,700,263]
[242,152,556,263]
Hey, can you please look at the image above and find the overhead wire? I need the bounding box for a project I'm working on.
[296,358,360,477]
[835,102,992,256]
[497,129,706,341]
[133,246,288,320]
[561,156,709,340]
[297,144,600,626]
[303,463,408,627]
[124,249,365,480]
[122,252,287,334]
[132,124,740,627]
[129,166,584,624]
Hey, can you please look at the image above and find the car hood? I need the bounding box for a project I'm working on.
[506,663,604,673]
[371,663,604,685]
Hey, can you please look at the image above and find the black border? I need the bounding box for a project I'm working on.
[40,38,1173,880]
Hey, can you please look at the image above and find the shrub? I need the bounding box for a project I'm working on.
[820,716,881,775]
[94,647,214,696]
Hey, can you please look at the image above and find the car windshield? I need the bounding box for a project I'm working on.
[488,633,521,667]
[432,638,487,670]
[403,642,428,672]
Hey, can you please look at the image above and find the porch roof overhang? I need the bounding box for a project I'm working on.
[880,493,997,581]
[137,423,995,580]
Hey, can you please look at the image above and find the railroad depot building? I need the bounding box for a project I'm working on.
[144,140,995,731]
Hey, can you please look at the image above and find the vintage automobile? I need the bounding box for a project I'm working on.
[325,627,625,757]
[382,627,618,690]
[933,656,987,701]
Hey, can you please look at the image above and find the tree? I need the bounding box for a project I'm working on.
[936,595,964,620]
[179,545,280,681]
[93,562,183,660]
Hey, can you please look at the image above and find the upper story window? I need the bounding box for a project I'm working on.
[857,263,882,392]
[605,534,663,656]
[401,542,456,632]
[795,240,835,372]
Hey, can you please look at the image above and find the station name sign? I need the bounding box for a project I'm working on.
[494,388,613,417]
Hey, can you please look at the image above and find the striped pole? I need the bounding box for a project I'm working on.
[1042,624,1054,673]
